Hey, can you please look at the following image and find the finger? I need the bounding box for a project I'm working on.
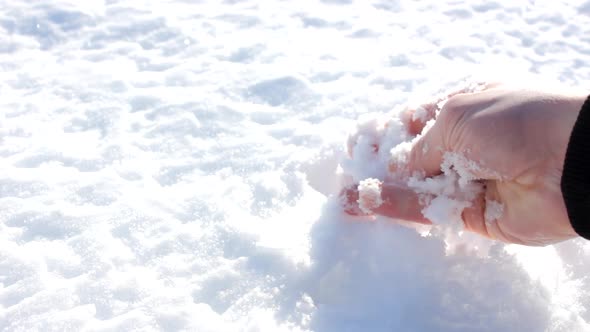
[407,116,446,177]
[460,181,523,243]
[460,187,491,238]
[406,84,499,178]
[341,181,432,224]
[373,182,432,224]
[339,184,369,216]
[402,102,439,136]
[402,82,503,136]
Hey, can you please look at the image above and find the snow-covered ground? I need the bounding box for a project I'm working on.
[2,0,590,331]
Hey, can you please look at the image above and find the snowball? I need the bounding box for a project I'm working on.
[357,178,383,214]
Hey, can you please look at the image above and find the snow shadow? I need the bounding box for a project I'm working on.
[303,199,552,332]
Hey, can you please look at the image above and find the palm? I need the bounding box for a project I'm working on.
[444,89,581,245]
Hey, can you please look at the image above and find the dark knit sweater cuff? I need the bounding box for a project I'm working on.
[562,95,590,240]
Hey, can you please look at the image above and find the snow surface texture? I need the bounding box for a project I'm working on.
[2,0,590,331]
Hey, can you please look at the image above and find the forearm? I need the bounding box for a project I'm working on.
[561,95,590,239]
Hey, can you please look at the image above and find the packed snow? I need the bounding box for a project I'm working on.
[2,0,590,331]
[356,178,383,214]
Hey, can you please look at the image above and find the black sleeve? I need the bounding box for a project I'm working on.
[561,95,590,240]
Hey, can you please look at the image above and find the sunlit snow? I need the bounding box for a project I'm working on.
[2,0,590,331]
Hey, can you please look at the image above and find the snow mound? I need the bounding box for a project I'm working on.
[1,0,590,331]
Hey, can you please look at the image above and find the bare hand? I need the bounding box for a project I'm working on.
[343,83,586,246]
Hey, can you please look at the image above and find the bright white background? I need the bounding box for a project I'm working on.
[1,0,590,331]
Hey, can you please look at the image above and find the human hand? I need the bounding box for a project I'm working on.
[343,83,586,246]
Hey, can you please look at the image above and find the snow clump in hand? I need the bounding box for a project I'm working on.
[342,81,490,228]
[357,178,383,214]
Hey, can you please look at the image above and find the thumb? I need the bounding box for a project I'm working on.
[407,118,446,177]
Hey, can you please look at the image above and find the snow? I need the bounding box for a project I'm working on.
[485,199,505,225]
[356,178,382,214]
[1,0,590,331]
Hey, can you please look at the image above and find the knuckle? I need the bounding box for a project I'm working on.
[438,94,473,148]
[439,94,471,121]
